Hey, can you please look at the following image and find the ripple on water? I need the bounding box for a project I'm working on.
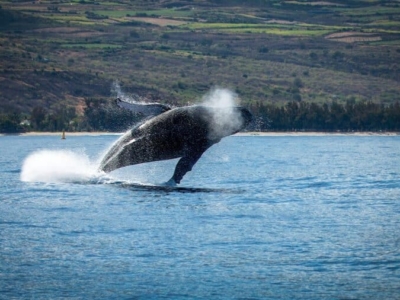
[0,135,399,299]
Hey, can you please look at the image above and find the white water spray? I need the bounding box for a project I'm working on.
[112,80,147,104]
[200,87,239,108]
[20,150,102,183]
[200,88,244,139]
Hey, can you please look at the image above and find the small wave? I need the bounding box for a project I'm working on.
[117,181,243,194]
[4,169,21,174]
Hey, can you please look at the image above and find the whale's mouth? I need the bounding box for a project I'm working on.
[98,131,137,173]
[99,145,128,173]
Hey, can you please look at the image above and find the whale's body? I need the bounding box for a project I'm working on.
[99,105,252,184]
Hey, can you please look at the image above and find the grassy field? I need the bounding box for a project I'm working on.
[0,0,399,115]
[95,9,194,18]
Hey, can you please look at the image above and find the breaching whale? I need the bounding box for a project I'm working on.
[99,100,253,185]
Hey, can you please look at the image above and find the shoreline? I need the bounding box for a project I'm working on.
[1,131,399,137]
[1,132,122,137]
[235,131,400,136]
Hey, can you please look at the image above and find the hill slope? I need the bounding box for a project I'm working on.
[0,0,399,117]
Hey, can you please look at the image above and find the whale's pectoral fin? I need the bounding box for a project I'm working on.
[170,147,208,184]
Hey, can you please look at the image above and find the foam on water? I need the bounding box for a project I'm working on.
[19,148,165,186]
[20,149,105,183]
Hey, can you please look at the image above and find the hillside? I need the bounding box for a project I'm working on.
[0,0,399,130]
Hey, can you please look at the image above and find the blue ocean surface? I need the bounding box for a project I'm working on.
[0,134,399,299]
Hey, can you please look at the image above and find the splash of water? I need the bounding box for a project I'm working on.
[111,80,147,104]
[200,87,239,107]
[200,88,244,139]
[20,150,103,183]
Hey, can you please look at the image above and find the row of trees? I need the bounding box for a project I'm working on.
[249,101,400,132]
[0,98,142,133]
[0,112,25,133]
[1,100,400,133]
[0,105,80,133]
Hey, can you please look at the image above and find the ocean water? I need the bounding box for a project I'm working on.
[1,134,399,299]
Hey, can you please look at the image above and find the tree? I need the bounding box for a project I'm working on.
[0,112,24,133]
[30,106,47,130]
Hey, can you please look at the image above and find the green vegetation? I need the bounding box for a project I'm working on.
[0,0,399,133]
[96,9,194,18]
[251,101,400,132]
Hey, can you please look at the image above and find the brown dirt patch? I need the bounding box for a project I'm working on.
[332,36,382,43]
[326,31,376,39]
[325,31,381,43]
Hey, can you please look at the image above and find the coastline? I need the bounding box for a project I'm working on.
[1,131,399,137]
[0,132,122,137]
[235,131,400,137]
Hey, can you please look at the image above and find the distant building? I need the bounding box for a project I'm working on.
[20,120,31,126]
